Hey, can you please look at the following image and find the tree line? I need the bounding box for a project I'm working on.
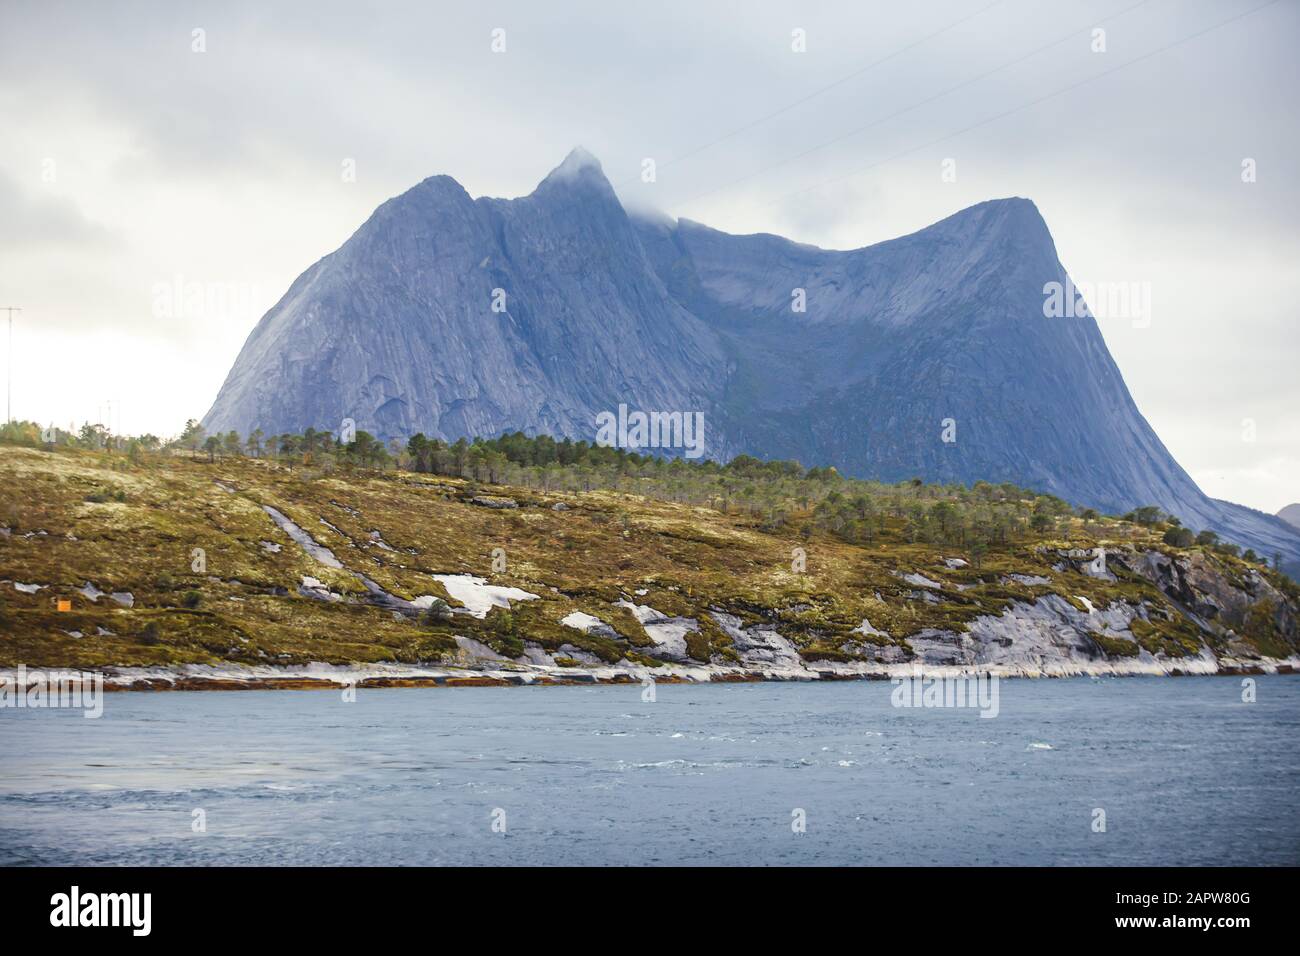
[2,419,1278,568]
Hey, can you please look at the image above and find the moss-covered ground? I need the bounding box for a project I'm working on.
[1,446,1294,668]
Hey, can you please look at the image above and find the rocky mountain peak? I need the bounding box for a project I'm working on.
[534,146,616,199]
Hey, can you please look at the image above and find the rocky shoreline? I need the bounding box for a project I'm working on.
[5,653,1296,694]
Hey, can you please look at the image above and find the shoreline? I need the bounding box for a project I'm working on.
[3,655,1297,692]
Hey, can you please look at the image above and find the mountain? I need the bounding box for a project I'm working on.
[203,148,722,448]
[202,148,1300,572]
[1279,504,1300,531]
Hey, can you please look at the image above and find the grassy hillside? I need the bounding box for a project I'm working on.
[1,444,1295,671]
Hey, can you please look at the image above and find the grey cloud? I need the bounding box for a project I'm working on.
[0,171,117,248]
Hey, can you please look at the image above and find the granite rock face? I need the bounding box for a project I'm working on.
[204,148,728,457]
[203,149,1300,570]
[1122,548,1298,640]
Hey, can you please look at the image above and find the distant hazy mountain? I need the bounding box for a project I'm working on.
[202,148,1300,571]
[1279,504,1300,531]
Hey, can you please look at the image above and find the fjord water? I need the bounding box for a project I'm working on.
[2,677,1297,866]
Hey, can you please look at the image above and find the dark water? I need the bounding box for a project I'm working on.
[2,676,1297,866]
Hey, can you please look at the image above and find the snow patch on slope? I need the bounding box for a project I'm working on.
[432,574,538,618]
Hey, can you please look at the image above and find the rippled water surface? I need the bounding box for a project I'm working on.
[2,676,1297,865]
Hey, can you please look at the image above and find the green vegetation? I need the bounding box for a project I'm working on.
[1,420,1295,672]
[1128,616,1204,658]
[1091,633,1141,658]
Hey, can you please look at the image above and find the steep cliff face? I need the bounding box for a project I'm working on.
[202,149,1300,569]
[634,199,1207,518]
[633,202,1300,572]
[204,149,729,456]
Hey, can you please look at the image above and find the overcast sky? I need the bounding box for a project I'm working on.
[0,0,1296,512]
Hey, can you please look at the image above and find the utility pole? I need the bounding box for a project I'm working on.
[1,307,19,424]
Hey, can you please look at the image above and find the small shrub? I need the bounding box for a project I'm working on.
[84,487,127,504]
[422,598,453,625]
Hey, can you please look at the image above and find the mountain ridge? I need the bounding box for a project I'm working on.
[1278,503,1300,531]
